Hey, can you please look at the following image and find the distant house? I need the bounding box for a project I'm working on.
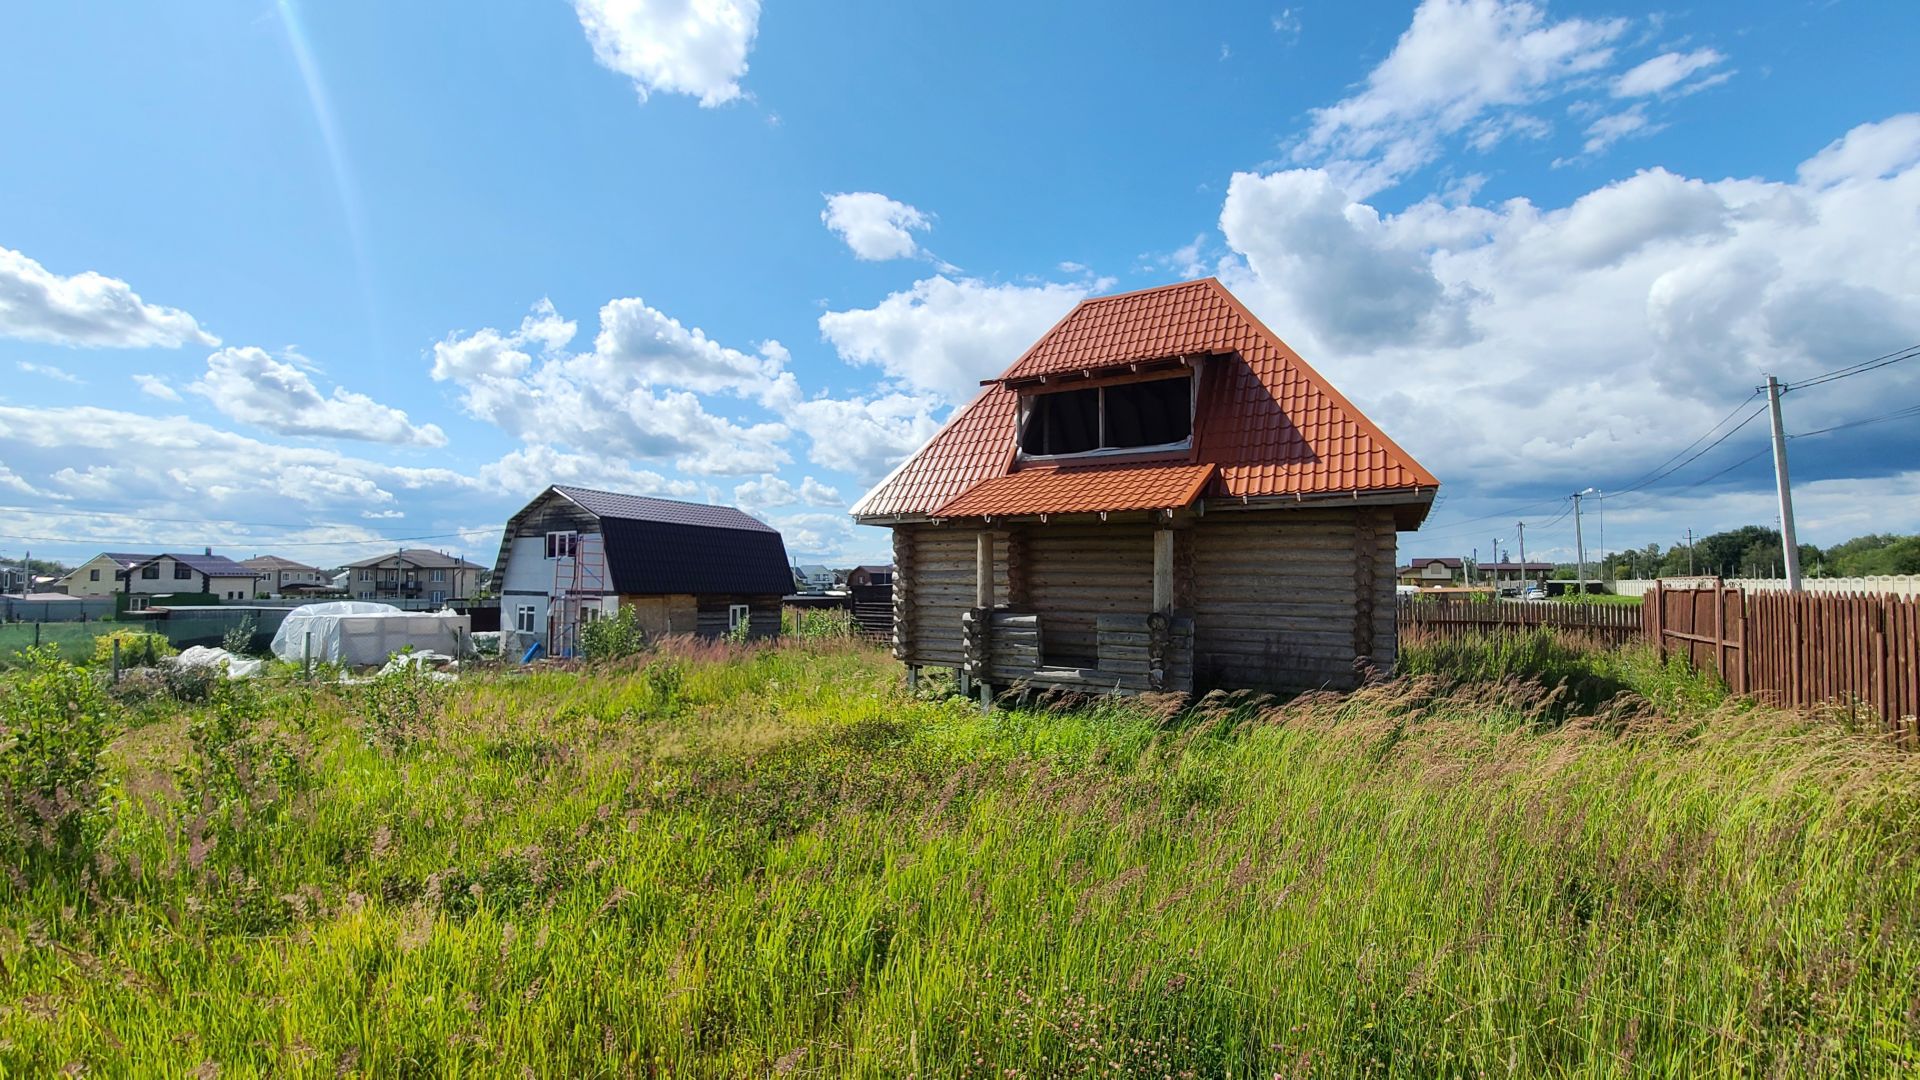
[791,564,835,592]
[847,564,894,588]
[1397,557,1465,587]
[60,553,154,598]
[242,555,334,597]
[1480,560,1554,589]
[494,484,793,655]
[853,277,1438,696]
[120,551,259,606]
[343,549,484,604]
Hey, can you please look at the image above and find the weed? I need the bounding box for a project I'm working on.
[90,629,175,669]
[0,646,117,879]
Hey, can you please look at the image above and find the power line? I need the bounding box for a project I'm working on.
[1786,342,1920,392]
[0,527,490,552]
[1599,402,1769,501]
[0,501,446,536]
[1790,401,1920,440]
[1606,390,1760,496]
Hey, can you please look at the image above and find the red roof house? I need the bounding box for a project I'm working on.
[855,277,1439,696]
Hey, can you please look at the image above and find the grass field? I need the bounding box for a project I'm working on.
[3,634,1918,1076]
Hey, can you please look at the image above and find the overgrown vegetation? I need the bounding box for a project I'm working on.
[578,605,648,662]
[87,629,175,669]
[2,635,1917,1076]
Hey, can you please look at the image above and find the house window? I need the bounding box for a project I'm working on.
[1018,375,1192,457]
[141,566,160,579]
[89,569,100,581]
[515,605,537,633]
[429,590,446,604]
[129,596,149,611]
[728,603,751,633]
[546,531,579,559]
[431,569,445,582]
[359,569,371,581]
[174,564,193,580]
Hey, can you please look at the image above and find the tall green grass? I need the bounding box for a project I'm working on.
[2,635,1917,1076]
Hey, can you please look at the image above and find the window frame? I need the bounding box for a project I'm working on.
[515,604,537,633]
[141,565,160,580]
[173,563,193,580]
[727,603,751,633]
[545,531,579,560]
[89,568,100,581]
[1014,371,1197,463]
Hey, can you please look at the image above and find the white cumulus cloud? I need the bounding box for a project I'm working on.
[572,0,761,107]
[0,245,218,349]
[191,346,447,447]
[1612,48,1726,98]
[821,192,934,261]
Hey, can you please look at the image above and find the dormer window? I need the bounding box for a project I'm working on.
[1018,373,1193,458]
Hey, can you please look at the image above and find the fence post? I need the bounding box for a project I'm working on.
[112,638,121,683]
[303,630,313,679]
[33,622,40,648]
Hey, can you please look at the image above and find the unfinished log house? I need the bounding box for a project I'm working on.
[851,277,1439,697]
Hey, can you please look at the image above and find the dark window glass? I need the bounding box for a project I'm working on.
[1021,387,1100,455]
[174,564,193,579]
[141,566,159,579]
[1019,377,1190,455]
[1105,378,1190,447]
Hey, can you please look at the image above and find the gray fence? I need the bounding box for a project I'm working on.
[0,596,116,622]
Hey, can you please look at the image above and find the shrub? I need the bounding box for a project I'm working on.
[90,630,176,669]
[0,646,117,878]
[784,605,858,640]
[579,606,647,663]
[357,662,449,753]
[221,614,259,656]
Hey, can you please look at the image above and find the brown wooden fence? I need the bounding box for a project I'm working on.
[1397,596,1647,646]
[1647,582,1920,742]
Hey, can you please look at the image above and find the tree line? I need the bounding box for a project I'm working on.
[1600,527,1920,580]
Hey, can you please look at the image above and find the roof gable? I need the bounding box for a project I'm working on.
[852,278,1438,522]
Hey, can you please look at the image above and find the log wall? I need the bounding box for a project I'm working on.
[1188,507,1397,691]
[892,507,1399,693]
[893,526,1011,665]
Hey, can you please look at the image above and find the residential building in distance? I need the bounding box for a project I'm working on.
[847,564,894,588]
[59,553,155,598]
[1480,560,1555,591]
[242,555,335,596]
[792,563,835,591]
[494,484,793,656]
[120,551,260,605]
[343,549,485,604]
[1396,557,1465,587]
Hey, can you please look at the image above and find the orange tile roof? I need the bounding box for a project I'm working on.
[933,462,1216,518]
[851,278,1438,521]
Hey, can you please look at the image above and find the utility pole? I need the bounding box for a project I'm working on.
[1764,374,1803,591]
[1516,522,1528,588]
[1684,529,1695,576]
[1573,489,1596,596]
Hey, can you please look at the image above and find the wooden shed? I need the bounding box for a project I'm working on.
[851,277,1439,697]
[494,485,793,656]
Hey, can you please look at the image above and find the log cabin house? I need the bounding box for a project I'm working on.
[851,277,1439,697]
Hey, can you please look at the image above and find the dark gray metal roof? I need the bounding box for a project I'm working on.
[125,553,255,577]
[552,485,775,533]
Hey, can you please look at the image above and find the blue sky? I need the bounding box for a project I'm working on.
[1,0,1916,571]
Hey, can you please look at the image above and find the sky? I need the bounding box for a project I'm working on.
[1,0,1917,572]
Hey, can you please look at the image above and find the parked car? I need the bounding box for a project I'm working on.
[1523,586,1548,601]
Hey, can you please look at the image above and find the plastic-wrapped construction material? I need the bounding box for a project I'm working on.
[269,602,474,666]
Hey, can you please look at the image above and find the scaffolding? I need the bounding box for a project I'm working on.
[547,533,607,658]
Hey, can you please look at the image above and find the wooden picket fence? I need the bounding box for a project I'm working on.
[1647,581,1920,743]
[1397,595,1647,647]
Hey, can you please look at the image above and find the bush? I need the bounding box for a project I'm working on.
[579,606,647,663]
[357,663,449,753]
[90,630,175,669]
[0,646,117,879]
[222,614,259,656]
[784,605,859,639]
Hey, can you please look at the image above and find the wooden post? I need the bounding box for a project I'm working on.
[111,638,121,683]
[976,531,994,609]
[1152,528,1174,614]
[1713,579,1728,687]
